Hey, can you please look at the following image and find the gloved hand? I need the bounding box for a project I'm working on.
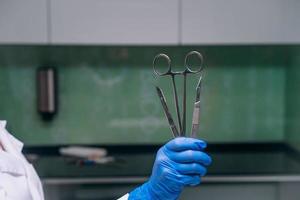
[129,137,212,200]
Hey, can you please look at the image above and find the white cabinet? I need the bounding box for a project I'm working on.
[1,0,299,45]
[0,0,48,44]
[281,0,300,43]
[50,0,179,45]
[181,0,300,44]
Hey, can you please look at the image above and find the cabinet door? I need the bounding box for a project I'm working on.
[50,0,179,45]
[182,0,300,44]
[281,0,300,43]
[181,183,278,200]
[279,182,300,200]
[0,0,47,44]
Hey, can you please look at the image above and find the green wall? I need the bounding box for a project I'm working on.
[286,46,300,151]
[0,46,289,145]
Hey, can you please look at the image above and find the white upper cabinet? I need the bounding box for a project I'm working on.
[50,0,179,45]
[181,0,300,44]
[0,0,48,44]
[1,0,298,45]
[281,0,300,43]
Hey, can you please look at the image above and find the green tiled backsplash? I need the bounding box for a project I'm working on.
[0,46,297,145]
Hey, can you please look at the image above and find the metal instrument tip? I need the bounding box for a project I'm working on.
[196,76,202,90]
[156,86,162,93]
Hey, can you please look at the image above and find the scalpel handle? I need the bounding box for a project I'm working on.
[156,86,179,138]
[191,101,200,138]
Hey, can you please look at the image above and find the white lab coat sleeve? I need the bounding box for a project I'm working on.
[117,193,129,200]
[0,186,13,200]
[0,186,7,199]
[0,121,44,200]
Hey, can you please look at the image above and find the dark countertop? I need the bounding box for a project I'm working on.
[24,143,300,179]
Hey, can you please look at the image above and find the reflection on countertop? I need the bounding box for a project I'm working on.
[23,143,300,182]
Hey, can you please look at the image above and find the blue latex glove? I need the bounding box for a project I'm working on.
[129,137,212,200]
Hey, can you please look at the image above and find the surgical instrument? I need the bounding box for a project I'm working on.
[153,53,182,135]
[153,51,204,137]
[191,76,202,138]
[156,86,179,137]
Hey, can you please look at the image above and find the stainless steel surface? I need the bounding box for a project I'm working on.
[182,51,203,136]
[37,67,57,119]
[153,53,183,134]
[153,51,204,137]
[42,175,300,185]
[43,177,147,185]
[191,77,202,138]
[155,86,179,137]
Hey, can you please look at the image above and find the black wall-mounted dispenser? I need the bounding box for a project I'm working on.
[37,67,58,120]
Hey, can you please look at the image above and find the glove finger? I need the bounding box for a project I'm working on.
[180,175,201,186]
[176,163,207,176]
[167,150,212,166]
[165,137,207,152]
